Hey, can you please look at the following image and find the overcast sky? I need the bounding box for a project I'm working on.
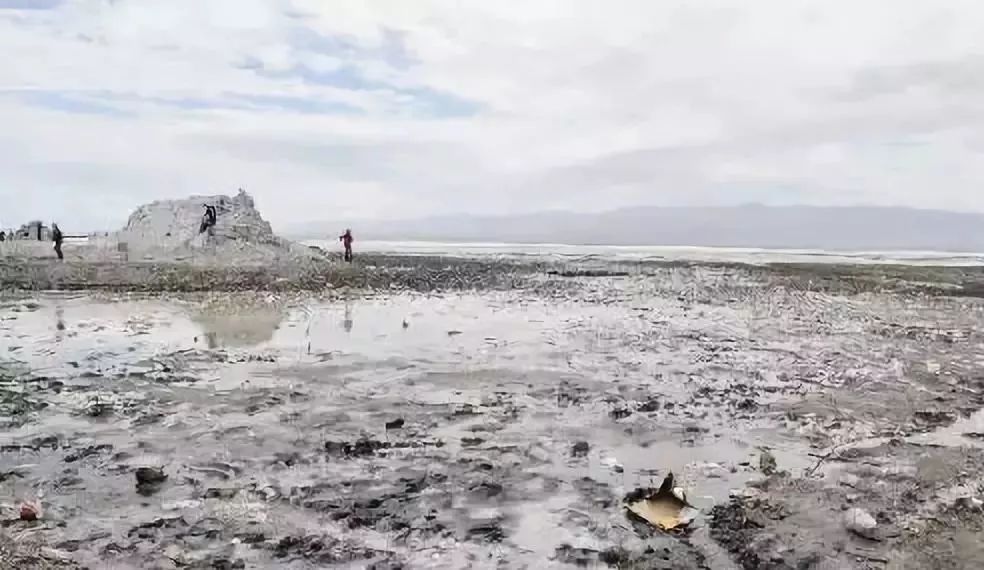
[2,0,984,231]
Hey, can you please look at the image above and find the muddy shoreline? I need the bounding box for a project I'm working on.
[2,255,984,568]
[3,253,984,297]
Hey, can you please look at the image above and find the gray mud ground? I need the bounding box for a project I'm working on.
[2,255,984,568]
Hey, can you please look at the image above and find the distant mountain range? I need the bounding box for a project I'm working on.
[288,205,984,252]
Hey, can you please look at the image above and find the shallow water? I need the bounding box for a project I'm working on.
[1,282,981,568]
[306,240,984,266]
[0,291,820,568]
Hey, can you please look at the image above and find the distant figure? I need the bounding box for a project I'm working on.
[339,229,354,262]
[199,203,217,236]
[52,223,63,260]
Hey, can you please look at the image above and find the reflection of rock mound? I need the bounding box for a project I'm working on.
[192,305,284,348]
[117,190,317,263]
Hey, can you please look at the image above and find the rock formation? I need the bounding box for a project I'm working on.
[116,189,318,264]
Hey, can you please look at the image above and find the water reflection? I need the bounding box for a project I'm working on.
[343,301,353,333]
[190,304,284,348]
[54,303,65,343]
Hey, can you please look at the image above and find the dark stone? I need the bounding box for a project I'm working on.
[135,466,167,487]
[205,488,239,500]
[234,531,267,544]
[64,444,113,463]
[272,451,303,467]
[325,438,390,458]
[571,441,590,458]
[555,543,600,566]
[467,520,505,543]
[385,418,405,430]
[610,407,632,420]
[126,516,187,538]
[470,480,504,499]
[135,466,167,495]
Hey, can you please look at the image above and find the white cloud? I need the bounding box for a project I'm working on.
[2,0,984,231]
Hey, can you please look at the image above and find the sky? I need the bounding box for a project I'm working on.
[3,0,984,231]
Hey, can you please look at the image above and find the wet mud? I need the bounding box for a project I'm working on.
[1,259,984,568]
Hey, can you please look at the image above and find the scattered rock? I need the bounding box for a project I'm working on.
[571,441,590,458]
[135,466,167,495]
[19,501,40,521]
[601,456,624,473]
[609,407,632,420]
[843,507,878,539]
[555,544,601,566]
[64,443,113,463]
[699,462,730,479]
[467,519,505,543]
[759,449,778,476]
[135,466,167,485]
[385,418,405,430]
[204,488,239,500]
[952,496,984,511]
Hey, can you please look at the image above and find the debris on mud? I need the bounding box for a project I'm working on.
[323,437,444,458]
[571,440,590,457]
[4,255,984,568]
[19,501,41,522]
[134,466,167,495]
[626,473,697,532]
[0,531,81,570]
[711,440,984,569]
[758,449,778,476]
[843,507,878,540]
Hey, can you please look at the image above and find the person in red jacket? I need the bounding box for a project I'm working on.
[339,229,354,262]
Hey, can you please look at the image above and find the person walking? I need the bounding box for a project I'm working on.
[52,223,64,260]
[339,229,354,262]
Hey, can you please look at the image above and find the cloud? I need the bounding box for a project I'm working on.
[2,0,984,232]
[0,0,63,10]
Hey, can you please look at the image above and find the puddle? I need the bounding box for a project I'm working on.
[1,287,975,569]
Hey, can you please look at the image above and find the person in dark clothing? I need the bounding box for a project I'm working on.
[52,223,63,260]
[339,229,354,262]
[199,204,217,236]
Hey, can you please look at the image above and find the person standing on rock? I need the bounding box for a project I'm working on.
[52,223,64,260]
[339,229,354,262]
[199,203,217,237]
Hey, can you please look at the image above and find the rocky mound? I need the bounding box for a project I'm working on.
[116,190,318,264]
